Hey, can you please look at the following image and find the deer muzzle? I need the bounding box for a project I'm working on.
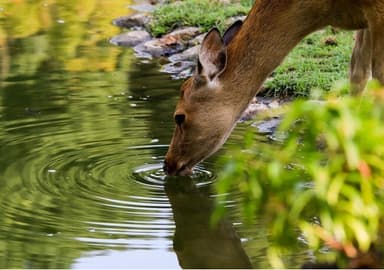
[163,157,193,176]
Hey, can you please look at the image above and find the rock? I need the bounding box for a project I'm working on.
[240,102,269,121]
[161,45,200,79]
[188,33,205,46]
[268,100,280,109]
[253,117,282,134]
[133,44,153,59]
[110,30,151,47]
[112,13,151,29]
[161,61,195,75]
[225,15,247,28]
[133,27,200,58]
[129,4,157,13]
[164,27,201,43]
[147,0,168,4]
[169,45,199,62]
[135,38,186,57]
[161,61,195,73]
[173,68,195,79]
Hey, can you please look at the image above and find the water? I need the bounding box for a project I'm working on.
[0,1,308,268]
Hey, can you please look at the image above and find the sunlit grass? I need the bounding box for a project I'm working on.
[264,28,354,97]
[151,1,354,97]
[149,0,251,36]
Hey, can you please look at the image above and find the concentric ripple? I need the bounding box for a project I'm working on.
[0,63,223,268]
[1,132,177,248]
[132,161,216,189]
[0,75,308,269]
[0,9,310,268]
[0,58,195,268]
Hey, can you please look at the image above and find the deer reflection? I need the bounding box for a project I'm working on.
[165,177,252,269]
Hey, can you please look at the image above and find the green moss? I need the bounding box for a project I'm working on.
[151,2,354,97]
[149,0,252,36]
[264,28,354,97]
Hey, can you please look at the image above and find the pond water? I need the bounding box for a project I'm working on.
[0,1,309,268]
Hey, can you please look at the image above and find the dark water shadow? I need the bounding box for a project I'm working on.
[164,177,253,269]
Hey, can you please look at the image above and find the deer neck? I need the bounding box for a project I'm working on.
[222,2,325,119]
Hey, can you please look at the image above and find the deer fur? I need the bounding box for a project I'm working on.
[164,0,384,175]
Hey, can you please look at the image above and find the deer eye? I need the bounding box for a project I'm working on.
[174,114,185,125]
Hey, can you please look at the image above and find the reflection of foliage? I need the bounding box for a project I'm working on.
[0,57,162,268]
[2,1,42,38]
[216,81,384,268]
[1,0,131,74]
[0,52,136,267]
[0,1,163,268]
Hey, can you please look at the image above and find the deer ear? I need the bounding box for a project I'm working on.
[198,28,227,80]
[223,20,243,45]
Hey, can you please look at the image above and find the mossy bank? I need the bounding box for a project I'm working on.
[113,0,354,97]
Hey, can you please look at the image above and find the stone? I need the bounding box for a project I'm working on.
[173,68,195,79]
[112,13,151,29]
[268,100,280,109]
[129,4,156,13]
[110,30,151,47]
[240,103,269,121]
[161,61,195,75]
[168,45,199,62]
[134,28,201,58]
[225,15,247,28]
[189,33,205,46]
[161,45,200,79]
[135,38,186,57]
[133,44,153,59]
[164,27,201,43]
[253,118,282,134]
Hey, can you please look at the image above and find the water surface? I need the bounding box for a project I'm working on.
[0,1,308,268]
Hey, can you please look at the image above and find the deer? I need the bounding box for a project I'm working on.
[163,0,384,176]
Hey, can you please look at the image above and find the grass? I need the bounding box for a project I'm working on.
[149,0,252,36]
[151,1,355,97]
[264,28,354,97]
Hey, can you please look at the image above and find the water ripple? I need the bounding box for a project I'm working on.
[1,126,178,247]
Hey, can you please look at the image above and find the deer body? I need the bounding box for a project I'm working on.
[164,0,384,176]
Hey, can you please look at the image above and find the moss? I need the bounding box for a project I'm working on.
[263,28,354,97]
[149,0,252,36]
[151,1,354,97]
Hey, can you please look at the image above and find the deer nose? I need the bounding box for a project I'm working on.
[163,157,191,176]
[163,158,177,176]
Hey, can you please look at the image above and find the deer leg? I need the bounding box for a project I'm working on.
[371,26,384,86]
[350,29,372,95]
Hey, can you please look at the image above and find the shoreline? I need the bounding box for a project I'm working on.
[110,0,285,128]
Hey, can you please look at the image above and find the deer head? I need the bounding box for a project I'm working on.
[164,21,243,176]
[162,0,383,176]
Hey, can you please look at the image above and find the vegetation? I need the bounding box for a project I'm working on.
[151,1,354,97]
[215,81,384,268]
[264,29,354,97]
[4,0,379,268]
[149,0,252,36]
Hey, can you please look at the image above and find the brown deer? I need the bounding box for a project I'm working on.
[164,0,384,176]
